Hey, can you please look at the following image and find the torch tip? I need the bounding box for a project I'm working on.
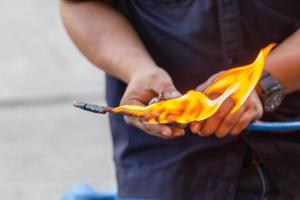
[73,100,84,108]
[72,101,112,114]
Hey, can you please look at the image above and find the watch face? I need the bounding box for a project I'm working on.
[258,71,285,112]
[264,91,285,112]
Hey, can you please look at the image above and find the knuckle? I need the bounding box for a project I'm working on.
[148,70,162,81]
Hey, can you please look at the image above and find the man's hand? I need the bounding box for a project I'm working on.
[120,67,185,139]
[61,1,184,139]
[190,75,263,138]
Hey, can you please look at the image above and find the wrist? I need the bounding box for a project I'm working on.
[121,57,159,83]
[129,65,166,83]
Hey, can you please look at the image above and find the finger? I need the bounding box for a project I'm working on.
[196,84,209,92]
[125,116,174,138]
[215,105,246,138]
[190,121,204,134]
[230,92,263,135]
[143,122,185,138]
[143,123,172,138]
[230,108,262,135]
[170,126,185,137]
[142,122,185,138]
[125,116,186,138]
[151,76,181,100]
[199,98,234,136]
[230,111,252,135]
[248,92,264,120]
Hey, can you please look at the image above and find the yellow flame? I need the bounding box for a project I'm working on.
[113,44,276,124]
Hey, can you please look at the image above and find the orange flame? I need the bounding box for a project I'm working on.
[113,44,276,124]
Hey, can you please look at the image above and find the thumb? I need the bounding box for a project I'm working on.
[152,78,181,100]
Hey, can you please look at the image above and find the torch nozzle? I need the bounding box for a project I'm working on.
[73,101,112,114]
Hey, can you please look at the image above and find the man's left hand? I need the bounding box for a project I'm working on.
[190,77,264,138]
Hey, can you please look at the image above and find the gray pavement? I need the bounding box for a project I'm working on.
[0,1,116,200]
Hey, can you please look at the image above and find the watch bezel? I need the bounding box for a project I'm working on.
[256,71,285,112]
[263,86,285,112]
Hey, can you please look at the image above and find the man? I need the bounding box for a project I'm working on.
[60,0,300,199]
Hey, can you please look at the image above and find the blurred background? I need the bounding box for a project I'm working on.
[0,1,116,200]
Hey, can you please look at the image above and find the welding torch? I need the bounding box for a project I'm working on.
[73,101,300,132]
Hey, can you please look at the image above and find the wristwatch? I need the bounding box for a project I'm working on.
[255,70,285,112]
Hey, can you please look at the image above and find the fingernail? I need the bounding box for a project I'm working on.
[198,132,205,137]
[174,129,185,136]
[191,123,200,133]
[162,130,172,137]
[191,127,197,134]
[165,91,181,99]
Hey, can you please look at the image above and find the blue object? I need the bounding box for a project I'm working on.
[247,121,300,132]
[60,183,117,200]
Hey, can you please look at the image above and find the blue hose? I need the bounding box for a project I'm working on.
[247,121,300,132]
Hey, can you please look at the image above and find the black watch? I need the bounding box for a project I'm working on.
[255,70,285,112]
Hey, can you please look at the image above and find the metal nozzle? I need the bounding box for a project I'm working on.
[73,93,163,115]
[73,101,112,114]
[73,93,164,119]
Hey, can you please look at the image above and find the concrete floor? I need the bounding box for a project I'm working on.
[0,1,116,200]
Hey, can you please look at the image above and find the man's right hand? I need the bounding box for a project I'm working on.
[61,1,183,138]
[120,67,185,139]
